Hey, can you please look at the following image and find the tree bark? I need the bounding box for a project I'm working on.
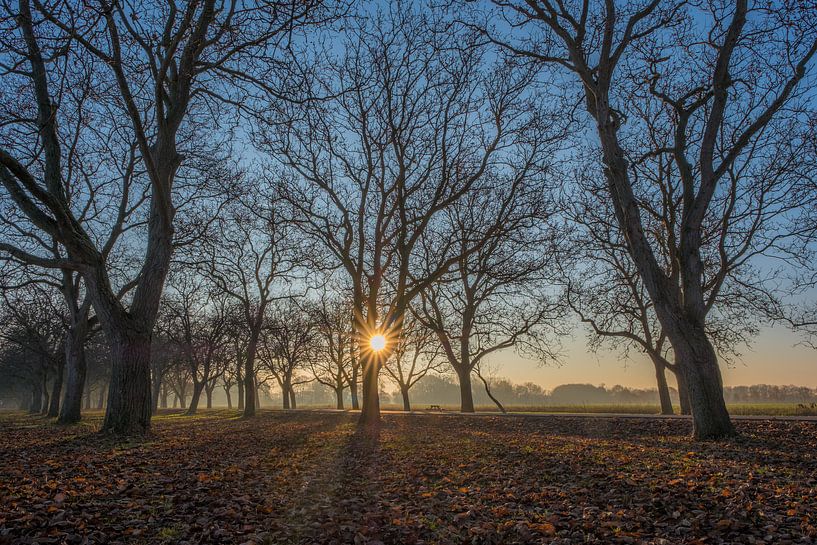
[349,373,359,410]
[358,354,380,425]
[242,331,259,417]
[47,355,65,417]
[400,386,411,412]
[160,385,168,409]
[59,277,90,424]
[456,367,475,413]
[673,365,691,415]
[666,322,733,438]
[186,380,204,415]
[101,330,152,434]
[281,377,291,409]
[236,362,244,410]
[225,385,233,409]
[335,386,344,410]
[288,387,296,410]
[651,356,674,415]
[58,316,88,422]
[205,386,213,409]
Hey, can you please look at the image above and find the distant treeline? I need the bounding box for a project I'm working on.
[283,376,817,408]
[398,377,817,406]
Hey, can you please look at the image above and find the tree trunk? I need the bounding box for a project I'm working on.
[242,332,259,417]
[349,372,359,410]
[668,323,733,439]
[674,367,691,415]
[150,370,163,416]
[225,385,233,409]
[205,386,213,409]
[59,321,88,424]
[400,386,411,412]
[651,356,674,415]
[186,380,204,415]
[48,356,65,417]
[237,365,244,411]
[289,387,296,410]
[282,378,291,409]
[358,354,380,425]
[101,331,152,435]
[456,367,475,413]
[29,380,42,414]
[335,386,344,410]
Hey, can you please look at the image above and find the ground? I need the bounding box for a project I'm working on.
[1,411,815,545]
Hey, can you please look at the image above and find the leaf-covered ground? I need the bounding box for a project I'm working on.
[1,411,815,544]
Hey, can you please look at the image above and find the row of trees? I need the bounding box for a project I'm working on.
[1,0,816,439]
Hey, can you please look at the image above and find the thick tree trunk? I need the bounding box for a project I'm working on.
[48,356,65,417]
[282,378,291,409]
[186,380,204,415]
[59,321,88,424]
[674,367,691,415]
[101,331,152,435]
[205,386,213,409]
[242,334,259,417]
[667,323,733,439]
[289,387,297,409]
[335,386,344,410]
[400,386,411,412]
[651,356,674,415]
[456,367,475,413]
[358,354,380,425]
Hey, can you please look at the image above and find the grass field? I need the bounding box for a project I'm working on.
[1,410,816,544]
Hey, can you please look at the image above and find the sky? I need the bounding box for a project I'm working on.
[491,324,816,390]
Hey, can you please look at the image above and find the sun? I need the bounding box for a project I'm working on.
[369,334,387,352]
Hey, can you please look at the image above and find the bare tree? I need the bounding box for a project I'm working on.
[311,295,354,409]
[0,285,65,413]
[158,273,230,415]
[198,176,302,417]
[382,313,443,412]
[259,299,317,410]
[264,5,547,424]
[478,0,817,438]
[414,169,567,413]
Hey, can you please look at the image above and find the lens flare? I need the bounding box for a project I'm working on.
[370,334,386,352]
